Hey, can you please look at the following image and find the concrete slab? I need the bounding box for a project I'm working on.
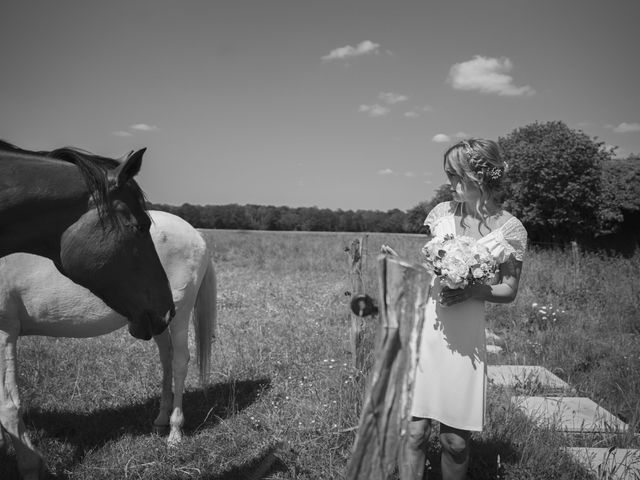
[566,447,640,479]
[511,396,628,433]
[487,365,572,393]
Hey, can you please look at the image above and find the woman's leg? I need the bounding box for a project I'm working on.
[439,423,471,480]
[400,417,432,479]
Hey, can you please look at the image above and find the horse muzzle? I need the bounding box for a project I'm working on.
[128,306,174,340]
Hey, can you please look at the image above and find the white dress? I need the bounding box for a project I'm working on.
[410,201,528,431]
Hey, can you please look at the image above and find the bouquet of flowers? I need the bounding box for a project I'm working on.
[421,234,497,289]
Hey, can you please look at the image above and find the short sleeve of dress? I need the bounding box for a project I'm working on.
[423,201,454,233]
[501,217,528,261]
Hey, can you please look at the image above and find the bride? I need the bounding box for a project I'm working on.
[383,138,527,480]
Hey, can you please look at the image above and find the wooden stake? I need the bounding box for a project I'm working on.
[346,255,431,480]
[348,236,369,370]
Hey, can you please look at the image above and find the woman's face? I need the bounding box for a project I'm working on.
[447,173,480,203]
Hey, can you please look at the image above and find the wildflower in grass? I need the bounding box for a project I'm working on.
[526,302,567,330]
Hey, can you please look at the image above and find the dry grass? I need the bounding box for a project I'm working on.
[1,230,638,479]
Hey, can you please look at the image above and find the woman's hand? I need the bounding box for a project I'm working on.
[439,286,472,307]
[439,284,491,306]
[380,244,399,256]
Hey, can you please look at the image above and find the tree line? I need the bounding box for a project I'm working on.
[149,121,640,250]
[148,202,413,234]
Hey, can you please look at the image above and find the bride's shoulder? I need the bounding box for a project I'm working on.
[424,201,456,231]
[430,201,457,217]
[497,210,527,238]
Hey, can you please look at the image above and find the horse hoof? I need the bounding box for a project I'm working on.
[167,431,183,447]
[152,424,170,436]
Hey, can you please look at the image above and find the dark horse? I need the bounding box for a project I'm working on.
[0,140,175,479]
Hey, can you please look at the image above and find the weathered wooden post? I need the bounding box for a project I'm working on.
[347,236,374,371]
[346,255,431,480]
[571,240,580,290]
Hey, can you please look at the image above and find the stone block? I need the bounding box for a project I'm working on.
[511,396,628,433]
[487,365,572,393]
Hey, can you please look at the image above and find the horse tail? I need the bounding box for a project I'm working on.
[193,254,217,386]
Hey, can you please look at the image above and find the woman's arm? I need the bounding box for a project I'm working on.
[381,225,434,258]
[439,256,522,306]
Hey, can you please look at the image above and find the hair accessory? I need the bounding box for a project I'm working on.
[460,140,504,184]
[462,141,481,167]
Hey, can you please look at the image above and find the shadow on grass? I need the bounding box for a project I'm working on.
[208,452,293,480]
[422,436,520,480]
[423,435,596,480]
[0,377,271,479]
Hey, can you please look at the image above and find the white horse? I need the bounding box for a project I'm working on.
[0,210,216,479]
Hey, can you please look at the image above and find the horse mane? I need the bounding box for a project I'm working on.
[0,140,149,226]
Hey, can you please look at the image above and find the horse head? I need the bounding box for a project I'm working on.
[58,149,175,340]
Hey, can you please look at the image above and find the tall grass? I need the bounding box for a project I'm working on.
[1,230,637,479]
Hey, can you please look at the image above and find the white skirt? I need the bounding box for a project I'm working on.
[410,278,487,431]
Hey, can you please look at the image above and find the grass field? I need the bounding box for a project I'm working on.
[1,229,639,479]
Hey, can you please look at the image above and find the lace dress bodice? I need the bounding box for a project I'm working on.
[424,201,528,263]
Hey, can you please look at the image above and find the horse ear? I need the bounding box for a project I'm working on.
[117,150,134,163]
[114,148,146,187]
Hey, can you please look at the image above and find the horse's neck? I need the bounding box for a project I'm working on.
[0,156,91,260]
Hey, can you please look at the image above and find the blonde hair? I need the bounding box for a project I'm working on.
[443,138,507,231]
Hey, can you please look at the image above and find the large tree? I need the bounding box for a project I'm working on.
[498,121,612,243]
[598,155,640,235]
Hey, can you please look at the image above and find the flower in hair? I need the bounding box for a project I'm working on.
[461,141,504,183]
[462,141,480,166]
[484,166,504,180]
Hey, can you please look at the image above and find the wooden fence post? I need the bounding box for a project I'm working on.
[346,255,431,480]
[571,240,580,290]
[347,236,370,371]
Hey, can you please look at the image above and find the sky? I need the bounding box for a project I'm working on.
[1,0,639,212]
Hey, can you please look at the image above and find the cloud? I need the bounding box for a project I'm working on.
[359,104,390,117]
[405,171,416,177]
[448,55,534,96]
[453,131,469,139]
[112,130,133,137]
[432,133,451,143]
[130,123,159,132]
[404,111,419,118]
[322,40,380,61]
[378,92,409,104]
[378,168,394,175]
[608,122,640,133]
[422,105,435,112]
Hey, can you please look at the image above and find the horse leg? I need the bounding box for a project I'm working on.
[152,330,173,435]
[168,317,190,446]
[0,424,6,453]
[0,331,45,480]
